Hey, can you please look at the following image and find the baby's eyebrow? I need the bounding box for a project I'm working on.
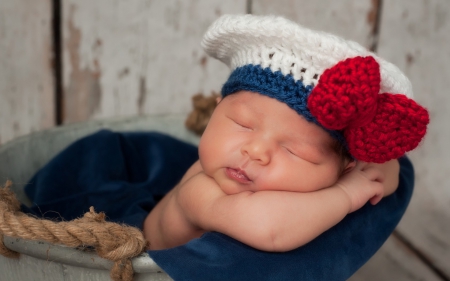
[230,98,264,119]
[286,135,329,158]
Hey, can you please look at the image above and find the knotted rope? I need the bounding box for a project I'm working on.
[185,92,219,135]
[0,180,147,281]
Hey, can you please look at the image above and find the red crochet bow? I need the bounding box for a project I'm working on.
[307,56,429,163]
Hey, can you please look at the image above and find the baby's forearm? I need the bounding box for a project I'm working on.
[258,186,353,251]
[191,182,353,252]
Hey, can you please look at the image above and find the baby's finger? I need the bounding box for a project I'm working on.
[369,193,383,205]
[369,180,384,205]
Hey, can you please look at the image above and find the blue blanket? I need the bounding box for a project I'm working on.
[23,130,414,281]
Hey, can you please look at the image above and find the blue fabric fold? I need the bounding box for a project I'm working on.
[22,130,414,281]
[23,130,199,229]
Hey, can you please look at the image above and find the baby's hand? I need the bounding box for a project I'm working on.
[336,161,385,213]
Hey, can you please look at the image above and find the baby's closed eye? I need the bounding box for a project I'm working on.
[284,146,299,157]
[229,117,252,130]
[283,145,322,165]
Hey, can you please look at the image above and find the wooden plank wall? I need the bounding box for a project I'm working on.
[0,0,55,146]
[1,1,449,280]
[61,0,246,124]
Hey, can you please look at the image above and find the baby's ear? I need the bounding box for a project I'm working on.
[343,160,356,174]
[216,96,222,104]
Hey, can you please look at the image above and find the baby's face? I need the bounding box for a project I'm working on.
[199,91,343,195]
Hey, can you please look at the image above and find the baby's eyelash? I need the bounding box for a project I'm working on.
[233,120,251,129]
[285,147,298,156]
[283,145,322,165]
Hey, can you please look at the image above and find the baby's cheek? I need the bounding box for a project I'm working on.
[253,177,277,191]
[198,138,210,162]
[198,144,216,176]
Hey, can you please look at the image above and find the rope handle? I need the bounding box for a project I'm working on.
[0,180,148,281]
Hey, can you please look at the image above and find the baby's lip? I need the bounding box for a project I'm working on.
[225,167,252,183]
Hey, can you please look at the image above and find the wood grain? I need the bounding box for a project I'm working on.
[0,0,55,145]
[252,0,377,49]
[62,0,247,124]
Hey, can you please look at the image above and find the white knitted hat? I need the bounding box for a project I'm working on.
[202,14,413,98]
[201,14,428,163]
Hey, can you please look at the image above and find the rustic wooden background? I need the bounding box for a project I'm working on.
[1,0,449,280]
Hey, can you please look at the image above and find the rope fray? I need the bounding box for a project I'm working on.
[0,180,148,281]
[185,91,220,136]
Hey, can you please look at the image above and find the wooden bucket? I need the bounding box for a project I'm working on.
[0,114,199,281]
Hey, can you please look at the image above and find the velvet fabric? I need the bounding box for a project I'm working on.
[23,130,199,228]
[23,130,414,281]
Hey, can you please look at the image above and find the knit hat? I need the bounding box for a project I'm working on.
[201,14,429,163]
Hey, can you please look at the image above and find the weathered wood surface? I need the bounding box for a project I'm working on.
[252,0,379,50]
[0,0,55,145]
[62,0,246,124]
[377,0,450,278]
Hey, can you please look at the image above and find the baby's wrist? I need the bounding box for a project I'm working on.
[334,184,354,214]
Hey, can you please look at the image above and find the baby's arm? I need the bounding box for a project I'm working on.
[178,163,386,252]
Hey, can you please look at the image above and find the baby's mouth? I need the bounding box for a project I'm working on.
[225,168,252,184]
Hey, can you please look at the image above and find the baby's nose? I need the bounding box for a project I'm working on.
[241,139,272,165]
